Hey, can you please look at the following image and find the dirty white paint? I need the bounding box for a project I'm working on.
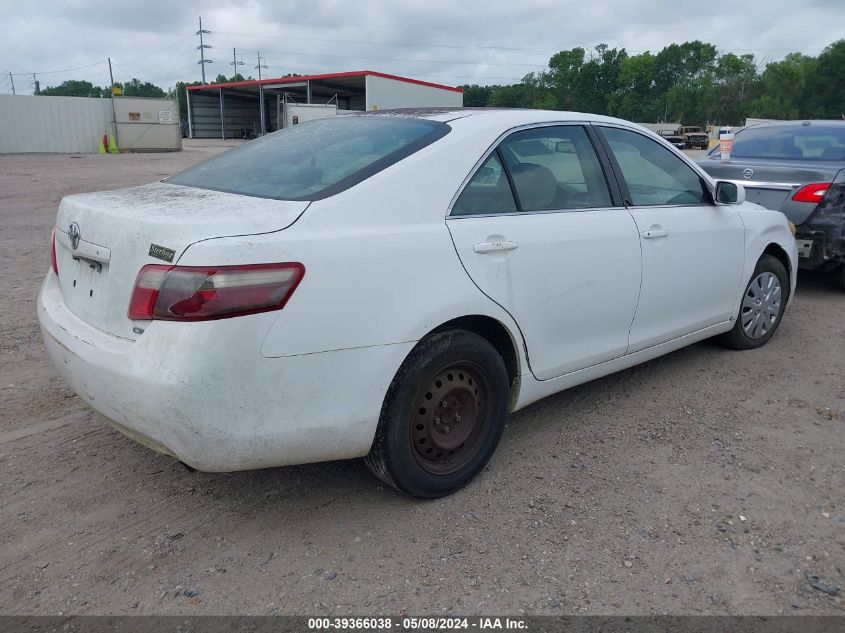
[37,109,797,473]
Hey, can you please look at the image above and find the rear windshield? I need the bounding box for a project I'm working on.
[730,125,845,161]
[166,116,450,200]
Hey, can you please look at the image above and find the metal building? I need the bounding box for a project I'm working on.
[186,70,464,139]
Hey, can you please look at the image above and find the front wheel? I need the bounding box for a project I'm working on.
[720,254,788,350]
[365,330,509,498]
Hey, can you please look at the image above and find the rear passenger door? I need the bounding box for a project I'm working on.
[596,125,745,352]
[446,124,642,380]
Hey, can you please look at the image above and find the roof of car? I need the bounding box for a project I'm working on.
[745,119,845,130]
[359,107,640,130]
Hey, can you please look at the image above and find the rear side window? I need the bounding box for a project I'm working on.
[451,152,518,216]
[731,125,845,161]
[601,127,708,206]
[500,126,612,211]
[452,125,612,216]
[166,116,449,201]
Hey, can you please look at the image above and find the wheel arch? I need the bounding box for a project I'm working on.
[762,242,793,293]
[428,315,522,410]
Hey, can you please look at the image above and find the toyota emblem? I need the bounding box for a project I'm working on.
[742,168,754,179]
[68,222,81,250]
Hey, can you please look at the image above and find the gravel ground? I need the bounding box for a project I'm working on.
[0,142,843,616]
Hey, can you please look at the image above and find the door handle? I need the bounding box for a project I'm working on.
[642,228,669,239]
[473,240,519,254]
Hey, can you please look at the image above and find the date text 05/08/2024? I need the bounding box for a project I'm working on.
[307,617,528,630]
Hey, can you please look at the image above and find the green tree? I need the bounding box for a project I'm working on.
[114,78,166,98]
[39,80,109,98]
[488,82,535,108]
[460,84,497,107]
[652,41,718,125]
[546,47,586,110]
[747,53,817,120]
[810,40,845,118]
[608,52,659,121]
[709,53,758,125]
[572,44,628,114]
[175,81,203,121]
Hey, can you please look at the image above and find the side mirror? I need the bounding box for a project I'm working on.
[715,181,746,205]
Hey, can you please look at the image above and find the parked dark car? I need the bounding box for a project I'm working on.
[700,120,845,289]
[658,130,686,149]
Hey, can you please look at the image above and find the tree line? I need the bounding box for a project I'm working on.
[33,40,844,127]
[461,39,845,126]
[39,78,168,99]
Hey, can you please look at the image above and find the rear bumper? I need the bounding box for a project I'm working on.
[37,272,413,471]
[795,224,845,269]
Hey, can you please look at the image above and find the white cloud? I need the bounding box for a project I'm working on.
[0,0,840,94]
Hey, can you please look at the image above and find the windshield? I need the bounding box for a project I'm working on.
[730,124,845,161]
[166,115,450,200]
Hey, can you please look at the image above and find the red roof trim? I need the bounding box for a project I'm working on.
[186,70,463,93]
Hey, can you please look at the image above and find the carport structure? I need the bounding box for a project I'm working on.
[186,70,464,139]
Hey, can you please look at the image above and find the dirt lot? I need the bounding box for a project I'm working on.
[0,142,843,616]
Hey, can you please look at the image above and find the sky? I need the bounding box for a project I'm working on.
[1,0,842,94]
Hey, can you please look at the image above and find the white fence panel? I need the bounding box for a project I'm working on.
[0,94,113,153]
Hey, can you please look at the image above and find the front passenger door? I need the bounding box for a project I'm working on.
[597,125,745,352]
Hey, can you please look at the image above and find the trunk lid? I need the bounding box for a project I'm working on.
[699,157,842,224]
[53,182,308,340]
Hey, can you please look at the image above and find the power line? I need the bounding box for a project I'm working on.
[8,59,108,76]
[215,30,555,53]
[234,45,547,69]
[111,61,135,81]
[119,33,197,68]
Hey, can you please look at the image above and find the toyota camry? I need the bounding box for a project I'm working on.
[39,109,798,498]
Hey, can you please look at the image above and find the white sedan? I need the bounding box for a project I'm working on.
[38,109,797,498]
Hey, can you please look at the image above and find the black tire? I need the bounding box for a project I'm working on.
[364,330,509,498]
[720,254,789,350]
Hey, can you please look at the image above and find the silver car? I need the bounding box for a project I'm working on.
[700,120,845,289]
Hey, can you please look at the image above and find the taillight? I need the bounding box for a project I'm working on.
[128,263,305,321]
[792,183,829,203]
[51,229,59,277]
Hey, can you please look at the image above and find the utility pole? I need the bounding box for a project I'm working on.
[196,16,212,84]
[230,48,244,80]
[255,52,267,81]
[8,72,14,95]
[255,53,268,135]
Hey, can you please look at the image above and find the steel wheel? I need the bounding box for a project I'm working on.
[410,362,491,475]
[365,330,509,498]
[740,271,782,339]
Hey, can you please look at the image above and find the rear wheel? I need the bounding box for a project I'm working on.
[365,330,509,498]
[720,254,788,350]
